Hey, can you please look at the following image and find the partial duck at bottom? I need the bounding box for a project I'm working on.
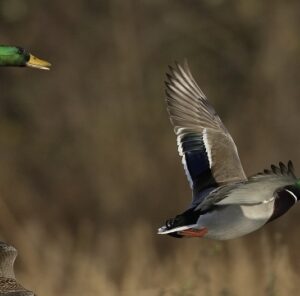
[0,241,34,295]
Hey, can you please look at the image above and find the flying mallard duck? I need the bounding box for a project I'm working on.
[0,45,50,70]
[158,62,299,240]
[0,241,34,295]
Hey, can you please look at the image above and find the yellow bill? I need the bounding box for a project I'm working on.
[26,54,51,70]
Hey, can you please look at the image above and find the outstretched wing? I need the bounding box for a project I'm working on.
[165,61,247,200]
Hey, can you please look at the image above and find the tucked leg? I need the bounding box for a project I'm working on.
[179,227,208,238]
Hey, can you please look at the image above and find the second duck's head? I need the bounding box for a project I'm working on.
[0,45,51,70]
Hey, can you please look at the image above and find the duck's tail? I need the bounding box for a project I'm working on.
[158,224,207,238]
[158,207,207,238]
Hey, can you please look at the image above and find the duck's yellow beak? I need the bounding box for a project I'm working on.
[26,54,51,70]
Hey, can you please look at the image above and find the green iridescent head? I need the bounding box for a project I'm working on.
[0,45,51,70]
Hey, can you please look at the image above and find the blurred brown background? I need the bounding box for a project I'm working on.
[0,0,300,295]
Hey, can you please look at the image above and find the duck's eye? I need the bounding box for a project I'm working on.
[17,47,25,55]
[17,47,30,61]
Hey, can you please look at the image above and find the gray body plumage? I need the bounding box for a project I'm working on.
[158,62,299,240]
[197,172,296,239]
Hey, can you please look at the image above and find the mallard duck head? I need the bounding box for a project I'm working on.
[0,45,51,70]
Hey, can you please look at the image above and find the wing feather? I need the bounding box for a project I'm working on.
[165,61,247,201]
[197,162,297,209]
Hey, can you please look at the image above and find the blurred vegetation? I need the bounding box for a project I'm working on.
[0,0,300,295]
